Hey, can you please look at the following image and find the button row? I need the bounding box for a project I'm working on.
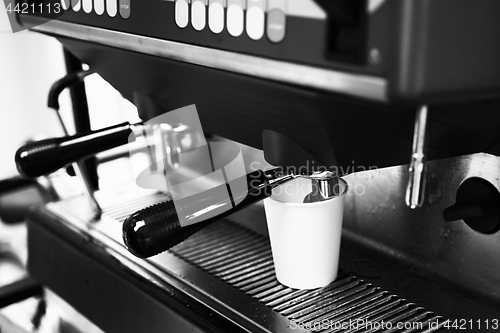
[61,0,129,19]
[175,0,286,43]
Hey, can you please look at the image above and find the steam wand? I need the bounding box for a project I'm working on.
[47,69,103,218]
[405,105,428,209]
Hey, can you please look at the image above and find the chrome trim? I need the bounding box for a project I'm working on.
[31,20,387,101]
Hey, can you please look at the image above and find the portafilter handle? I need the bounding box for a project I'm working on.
[15,122,140,179]
[122,169,339,258]
[122,169,276,258]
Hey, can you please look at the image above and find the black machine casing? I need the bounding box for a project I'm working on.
[18,0,500,171]
[12,1,500,332]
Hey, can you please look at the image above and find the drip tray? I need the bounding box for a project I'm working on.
[169,222,445,333]
[26,188,498,333]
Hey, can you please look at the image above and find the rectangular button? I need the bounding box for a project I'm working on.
[95,0,105,15]
[267,0,286,43]
[175,0,189,28]
[71,0,80,11]
[246,0,266,40]
[61,0,70,10]
[227,0,244,37]
[208,0,224,34]
[191,0,207,31]
[82,0,92,13]
[106,0,118,17]
[119,0,131,19]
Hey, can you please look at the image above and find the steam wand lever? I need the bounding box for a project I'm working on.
[46,69,102,218]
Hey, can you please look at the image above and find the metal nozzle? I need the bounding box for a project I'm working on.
[405,105,428,209]
[297,170,337,181]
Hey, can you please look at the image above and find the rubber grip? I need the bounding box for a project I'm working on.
[122,200,214,258]
[15,138,66,179]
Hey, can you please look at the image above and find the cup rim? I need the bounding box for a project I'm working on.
[267,177,349,207]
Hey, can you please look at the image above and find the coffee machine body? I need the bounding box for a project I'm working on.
[14,0,500,331]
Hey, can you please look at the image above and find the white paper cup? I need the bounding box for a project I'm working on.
[264,177,348,289]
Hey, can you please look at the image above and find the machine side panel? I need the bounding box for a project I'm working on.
[388,0,500,103]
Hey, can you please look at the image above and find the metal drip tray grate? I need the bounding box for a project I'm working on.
[98,192,447,332]
[103,193,170,223]
[169,221,446,333]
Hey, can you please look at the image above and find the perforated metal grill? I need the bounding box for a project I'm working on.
[104,193,169,223]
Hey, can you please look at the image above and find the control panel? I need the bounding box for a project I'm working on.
[45,0,380,77]
[61,0,128,19]
[61,0,288,42]
[18,0,500,104]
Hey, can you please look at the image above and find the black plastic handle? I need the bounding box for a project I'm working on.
[0,277,43,309]
[122,169,272,258]
[15,122,134,178]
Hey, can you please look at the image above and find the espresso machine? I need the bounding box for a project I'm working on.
[7,0,500,332]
